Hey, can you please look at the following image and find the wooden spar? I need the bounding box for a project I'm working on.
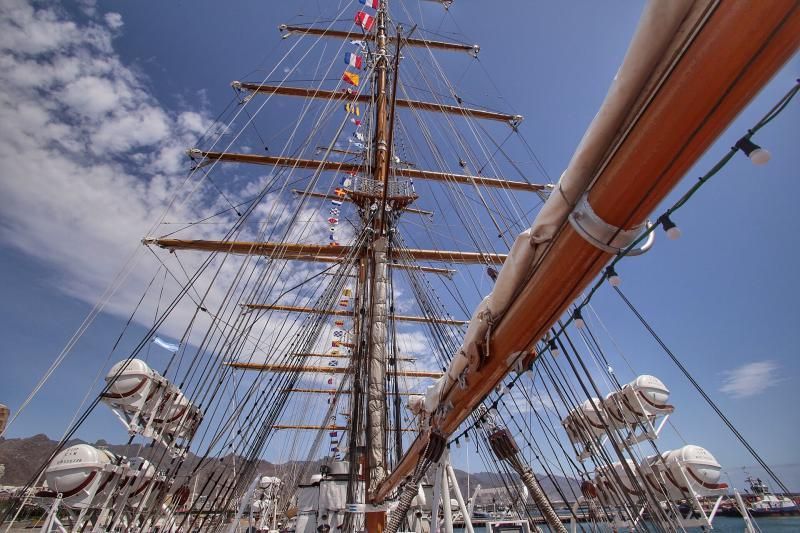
[292,189,434,216]
[225,362,442,379]
[272,424,348,431]
[242,303,468,326]
[234,83,521,125]
[291,353,416,362]
[279,25,477,54]
[374,0,800,502]
[144,239,507,264]
[284,388,414,395]
[190,149,544,192]
[271,424,416,432]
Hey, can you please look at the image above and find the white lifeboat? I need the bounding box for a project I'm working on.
[124,457,158,508]
[603,375,673,429]
[151,388,202,441]
[640,445,727,501]
[594,459,642,505]
[101,359,165,413]
[562,398,607,444]
[43,444,118,508]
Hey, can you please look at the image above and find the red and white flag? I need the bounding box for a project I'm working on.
[354,11,374,31]
[359,0,380,9]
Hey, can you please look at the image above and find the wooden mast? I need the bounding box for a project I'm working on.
[364,3,391,530]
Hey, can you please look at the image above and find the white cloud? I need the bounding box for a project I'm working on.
[0,0,363,371]
[720,360,782,399]
[0,0,228,330]
[104,12,123,30]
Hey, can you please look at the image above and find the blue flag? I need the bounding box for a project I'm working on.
[153,337,180,353]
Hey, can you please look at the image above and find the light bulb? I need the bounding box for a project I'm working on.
[464,432,470,443]
[455,438,461,449]
[749,148,771,165]
[661,215,681,240]
[606,266,621,287]
[737,137,771,166]
[573,308,585,329]
[548,339,560,357]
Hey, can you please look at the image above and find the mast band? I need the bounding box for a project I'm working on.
[568,193,654,256]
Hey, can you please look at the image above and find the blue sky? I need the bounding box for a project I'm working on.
[0,0,798,491]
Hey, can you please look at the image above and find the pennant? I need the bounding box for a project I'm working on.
[333,330,344,337]
[359,0,380,8]
[329,234,336,241]
[353,131,365,142]
[342,70,360,86]
[339,299,349,307]
[334,319,346,327]
[344,103,360,116]
[349,141,365,149]
[351,118,362,126]
[354,11,375,31]
[334,188,347,197]
[342,288,352,297]
[342,178,353,188]
[330,207,340,216]
[332,340,342,347]
[330,439,339,445]
[345,170,358,176]
[153,337,180,353]
[328,242,340,247]
[327,378,334,384]
[328,360,339,367]
[330,431,338,437]
[328,217,339,224]
[350,39,367,49]
[329,226,336,232]
[331,199,343,206]
[344,52,364,69]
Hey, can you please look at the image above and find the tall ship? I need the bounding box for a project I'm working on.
[1,1,799,532]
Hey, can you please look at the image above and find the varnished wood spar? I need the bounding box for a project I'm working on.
[284,388,414,395]
[191,150,545,192]
[144,239,507,264]
[271,424,416,432]
[225,362,442,379]
[279,25,478,54]
[373,0,800,503]
[291,353,415,362]
[235,83,521,125]
[292,190,434,216]
[243,303,468,326]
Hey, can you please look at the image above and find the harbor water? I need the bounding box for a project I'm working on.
[459,516,800,532]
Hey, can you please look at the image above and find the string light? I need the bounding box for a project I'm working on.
[660,214,681,240]
[736,136,771,165]
[605,266,621,287]
[455,437,461,449]
[572,308,585,329]
[445,82,797,450]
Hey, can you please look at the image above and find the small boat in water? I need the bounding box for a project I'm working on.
[745,477,800,517]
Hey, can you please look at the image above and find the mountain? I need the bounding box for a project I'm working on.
[0,435,579,502]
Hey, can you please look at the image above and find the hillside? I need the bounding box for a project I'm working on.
[0,434,579,502]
